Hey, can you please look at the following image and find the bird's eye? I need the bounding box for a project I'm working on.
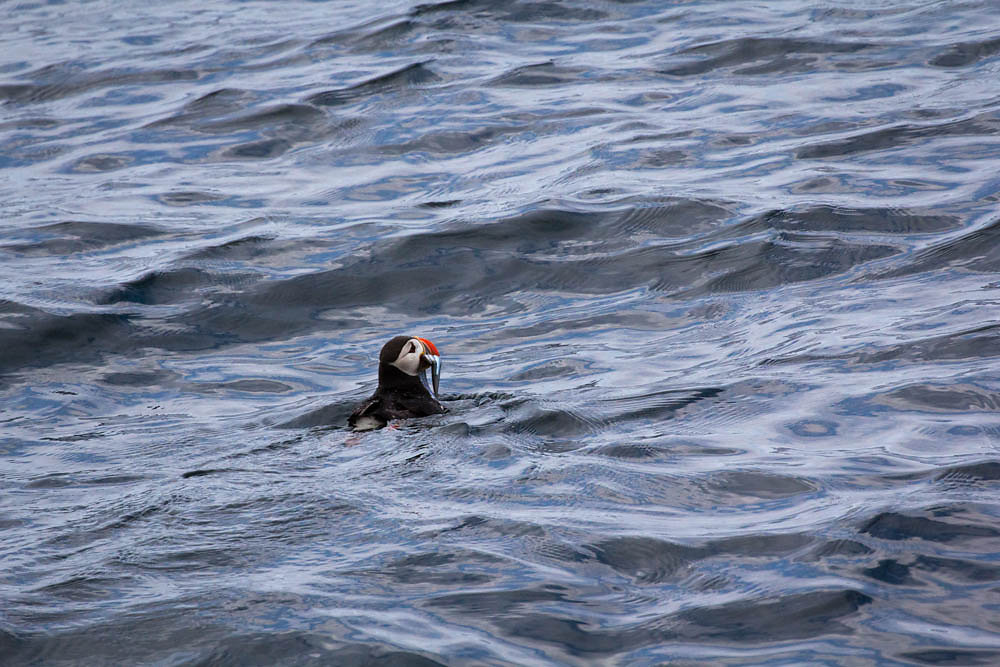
[408,343,416,354]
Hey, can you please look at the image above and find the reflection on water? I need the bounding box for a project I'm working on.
[3,0,1000,664]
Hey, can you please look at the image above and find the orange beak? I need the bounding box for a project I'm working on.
[416,337,440,357]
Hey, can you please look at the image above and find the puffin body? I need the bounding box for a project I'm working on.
[348,335,446,430]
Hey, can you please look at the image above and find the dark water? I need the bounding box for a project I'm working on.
[3,0,1000,664]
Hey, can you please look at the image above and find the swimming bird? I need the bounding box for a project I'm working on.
[348,335,446,430]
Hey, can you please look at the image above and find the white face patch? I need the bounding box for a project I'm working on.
[390,338,424,376]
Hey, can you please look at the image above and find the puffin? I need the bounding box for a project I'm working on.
[348,335,446,430]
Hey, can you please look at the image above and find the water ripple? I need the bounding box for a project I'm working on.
[3,0,1000,664]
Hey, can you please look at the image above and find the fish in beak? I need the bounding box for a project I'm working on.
[416,337,441,398]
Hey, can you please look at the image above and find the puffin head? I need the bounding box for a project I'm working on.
[380,335,442,397]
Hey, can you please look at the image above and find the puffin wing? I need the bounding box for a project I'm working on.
[348,395,383,429]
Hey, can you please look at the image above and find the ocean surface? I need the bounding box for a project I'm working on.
[3,0,1000,664]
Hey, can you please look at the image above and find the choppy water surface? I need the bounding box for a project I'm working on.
[3,0,1000,664]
